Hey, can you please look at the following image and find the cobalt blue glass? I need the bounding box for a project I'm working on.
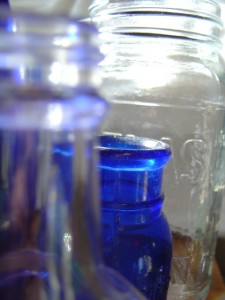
[99,135,173,299]
[0,0,9,8]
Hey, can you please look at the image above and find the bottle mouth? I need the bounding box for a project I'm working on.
[99,134,169,151]
[98,134,171,171]
[90,0,222,44]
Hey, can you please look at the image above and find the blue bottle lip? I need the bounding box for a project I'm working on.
[98,135,171,171]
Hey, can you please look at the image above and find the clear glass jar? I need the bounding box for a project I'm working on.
[89,1,225,299]
[0,10,147,300]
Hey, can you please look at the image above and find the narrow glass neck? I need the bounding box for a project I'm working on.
[99,135,171,217]
[101,167,164,205]
[101,168,165,225]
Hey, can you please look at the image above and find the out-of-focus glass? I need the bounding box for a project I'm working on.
[9,0,91,19]
[89,1,225,299]
[0,10,147,300]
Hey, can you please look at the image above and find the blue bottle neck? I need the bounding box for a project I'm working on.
[101,167,164,205]
[101,168,164,224]
[99,135,171,221]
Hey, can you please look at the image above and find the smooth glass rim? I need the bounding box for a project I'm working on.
[98,134,171,151]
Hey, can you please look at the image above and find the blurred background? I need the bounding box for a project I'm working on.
[6,0,225,284]
[9,0,90,18]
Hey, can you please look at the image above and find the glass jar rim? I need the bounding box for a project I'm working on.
[90,0,221,21]
[90,0,222,45]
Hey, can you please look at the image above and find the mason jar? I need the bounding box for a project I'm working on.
[89,1,225,299]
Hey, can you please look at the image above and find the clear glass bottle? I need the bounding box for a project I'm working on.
[89,1,225,299]
[98,135,172,299]
[0,10,147,300]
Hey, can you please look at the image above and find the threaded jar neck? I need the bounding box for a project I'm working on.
[90,0,222,45]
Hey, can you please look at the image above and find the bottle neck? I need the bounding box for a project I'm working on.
[99,135,171,221]
[101,167,164,206]
[100,168,165,223]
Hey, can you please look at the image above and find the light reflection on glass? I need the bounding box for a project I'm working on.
[63,233,72,253]
[47,104,63,127]
[48,61,79,86]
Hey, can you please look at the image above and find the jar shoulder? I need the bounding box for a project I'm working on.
[101,57,225,107]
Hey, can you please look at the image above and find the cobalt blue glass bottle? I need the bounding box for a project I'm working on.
[99,135,173,299]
